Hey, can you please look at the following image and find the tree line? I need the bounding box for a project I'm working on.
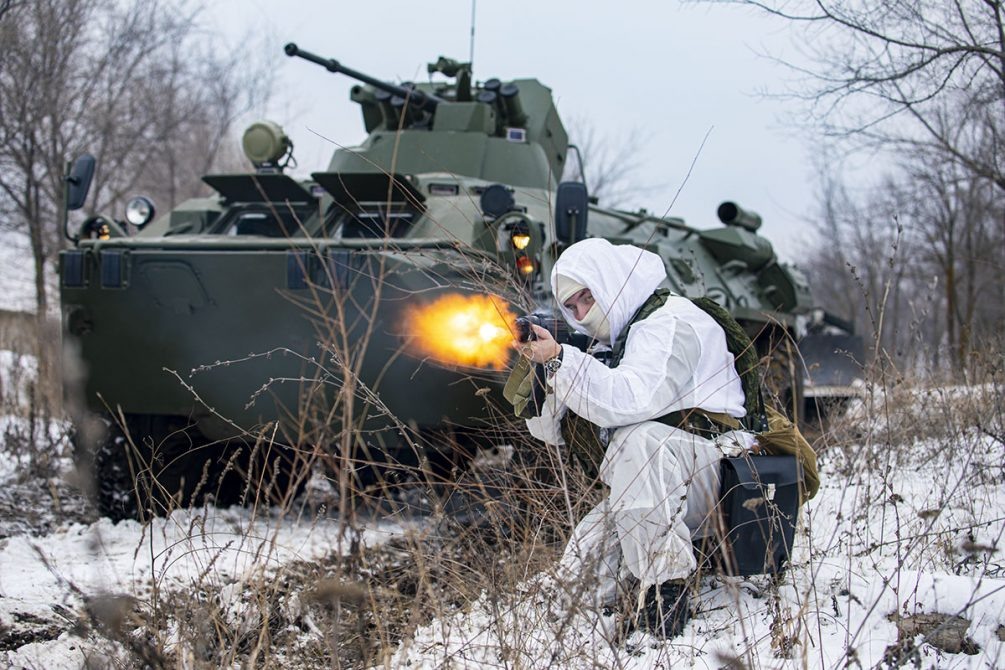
[718,0,1005,378]
[0,0,265,318]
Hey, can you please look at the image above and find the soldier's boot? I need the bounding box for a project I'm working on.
[637,579,691,639]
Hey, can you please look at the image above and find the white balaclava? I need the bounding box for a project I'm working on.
[554,275,613,342]
[551,239,667,345]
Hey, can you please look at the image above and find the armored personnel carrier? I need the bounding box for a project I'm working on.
[60,45,859,520]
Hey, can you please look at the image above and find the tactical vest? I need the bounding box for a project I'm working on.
[560,289,767,478]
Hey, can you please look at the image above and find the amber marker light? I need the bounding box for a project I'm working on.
[405,293,517,369]
[511,232,531,250]
[516,256,535,275]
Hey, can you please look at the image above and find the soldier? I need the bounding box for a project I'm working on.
[511,238,753,638]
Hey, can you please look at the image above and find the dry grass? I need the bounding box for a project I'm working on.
[8,204,1003,668]
[54,448,597,668]
[59,352,1000,668]
[23,294,1003,668]
[4,365,999,667]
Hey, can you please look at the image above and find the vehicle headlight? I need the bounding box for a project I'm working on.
[125,196,155,227]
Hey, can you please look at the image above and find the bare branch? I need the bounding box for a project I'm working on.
[0,0,270,314]
[703,0,1005,191]
[561,117,656,208]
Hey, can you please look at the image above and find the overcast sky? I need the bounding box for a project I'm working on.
[206,0,819,259]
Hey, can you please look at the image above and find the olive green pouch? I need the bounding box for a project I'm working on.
[503,356,537,419]
[755,406,820,502]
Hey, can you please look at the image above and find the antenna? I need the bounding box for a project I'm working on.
[469,0,476,68]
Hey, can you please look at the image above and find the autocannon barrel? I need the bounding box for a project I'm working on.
[716,201,762,232]
[284,43,443,112]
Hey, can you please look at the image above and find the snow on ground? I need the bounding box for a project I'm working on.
[1,374,1003,667]
[386,428,1005,668]
[2,507,412,668]
[0,449,413,668]
[1,505,401,626]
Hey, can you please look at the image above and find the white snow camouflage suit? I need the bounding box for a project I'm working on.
[526,238,752,600]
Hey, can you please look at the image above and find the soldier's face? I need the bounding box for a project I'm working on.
[563,288,596,321]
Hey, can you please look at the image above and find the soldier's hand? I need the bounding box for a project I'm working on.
[515,324,562,363]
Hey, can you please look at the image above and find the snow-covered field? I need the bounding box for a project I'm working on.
[388,424,1005,669]
[0,430,414,668]
[2,503,408,668]
[1,349,1003,668]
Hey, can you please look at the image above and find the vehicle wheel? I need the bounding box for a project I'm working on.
[320,429,478,505]
[76,414,219,522]
[416,427,479,485]
[74,418,137,522]
[216,438,308,509]
[322,438,424,498]
[77,415,307,521]
[757,330,805,424]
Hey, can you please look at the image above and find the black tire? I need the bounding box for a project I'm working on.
[757,330,805,424]
[75,415,214,521]
[320,429,479,504]
[217,438,308,509]
[76,414,306,521]
[322,438,424,497]
[74,418,138,522]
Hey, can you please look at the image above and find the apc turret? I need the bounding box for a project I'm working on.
[285,45,564,188]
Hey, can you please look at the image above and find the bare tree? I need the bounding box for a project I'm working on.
[710,0,1005,192]
[561,116,654,208]
[804,170,919,369]
[0,0,267,315]
[897,143,1005,369]
[127,36,268,210]
[0,0,20,21]
[806,148,1004,376]
[709,1,1005,376]
[0,0,267,412]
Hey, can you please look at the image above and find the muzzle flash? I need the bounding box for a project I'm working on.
[405,293,517,369]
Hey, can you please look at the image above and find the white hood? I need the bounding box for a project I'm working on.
[550,239,667,345]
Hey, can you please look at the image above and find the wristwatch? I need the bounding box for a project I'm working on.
[543,347,563,376]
